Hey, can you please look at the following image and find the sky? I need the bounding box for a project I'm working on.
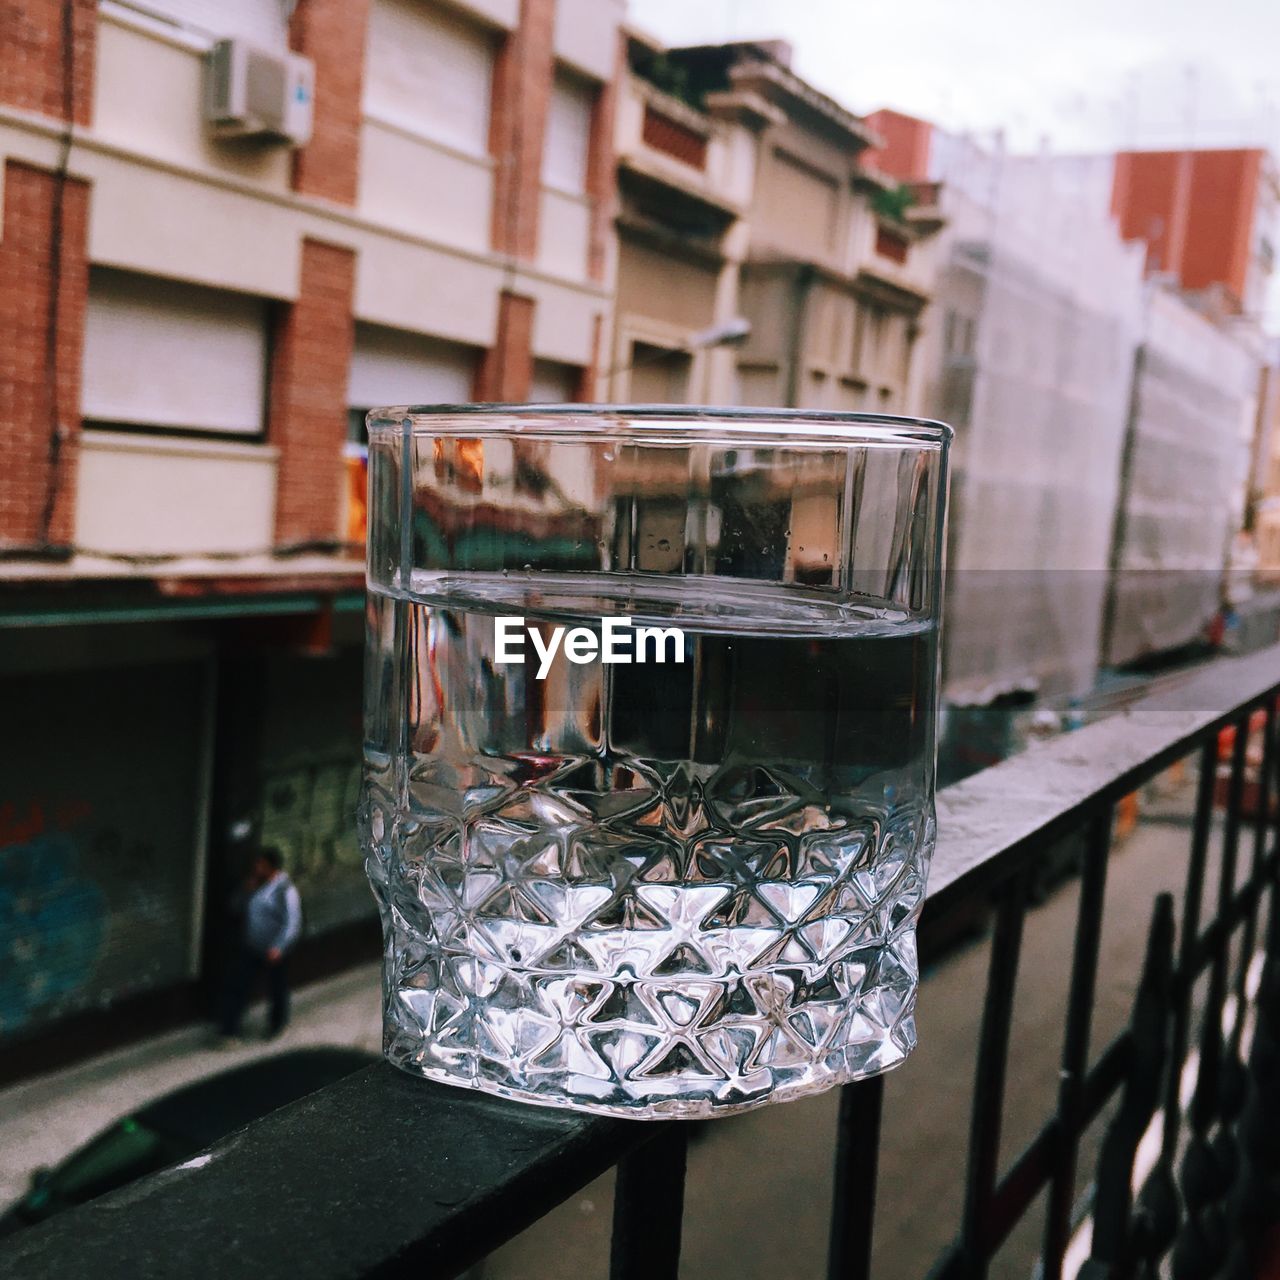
[626,0,1280,156]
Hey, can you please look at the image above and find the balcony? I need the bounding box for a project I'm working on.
[615,76,750,219]
[74,430,279,559]
[3,643,1279,1278]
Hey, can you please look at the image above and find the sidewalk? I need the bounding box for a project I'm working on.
[0,963,382,1209]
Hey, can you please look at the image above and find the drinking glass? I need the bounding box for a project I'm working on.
[361,406,950,1118]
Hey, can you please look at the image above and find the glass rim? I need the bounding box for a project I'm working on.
[365,403,953,447]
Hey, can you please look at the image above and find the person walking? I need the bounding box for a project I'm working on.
[218,847,303,1041]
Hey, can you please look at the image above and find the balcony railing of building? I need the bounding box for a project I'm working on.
[4,643,1280,1280]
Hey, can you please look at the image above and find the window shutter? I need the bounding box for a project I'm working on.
[348,323,479,409]
[364,0,496,157]
[82,269,268,435]
[542,72,594,194]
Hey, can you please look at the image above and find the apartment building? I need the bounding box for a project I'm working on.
[910,127,1147,707]
[642,44,944,416]
[0,0,623,1067]
[605,27,762,406]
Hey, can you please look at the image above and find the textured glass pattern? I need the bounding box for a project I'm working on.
[362,408,949,1118]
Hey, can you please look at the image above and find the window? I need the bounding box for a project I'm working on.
[82,268,268,436]
[758,150,838,255]
[859,305,888,371]
[628,343,692,404]
[836,377,867,412]
[529,360,580,404]
[542,71,595,195]
[943,309,976,361]
[364,0,497,157]
[347,323,479,426]
[736,365,779,408]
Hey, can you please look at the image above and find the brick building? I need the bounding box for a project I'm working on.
[1110,147,1279,321]
[0,0,623,1071]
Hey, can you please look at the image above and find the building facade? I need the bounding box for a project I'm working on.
[0,0,624,1068]
[656,45,942,416]
[871,112,1274,715]
[1103,287,1260,666]
[913,130,1147,705]
[1110,147,1279,322]
[1252,351,1280,582]
[604,27,760,406]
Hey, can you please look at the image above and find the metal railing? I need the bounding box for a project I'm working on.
[4,644,1280,1280]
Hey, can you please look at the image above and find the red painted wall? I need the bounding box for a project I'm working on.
[863,108,934,182]
[1111,147,1264,310]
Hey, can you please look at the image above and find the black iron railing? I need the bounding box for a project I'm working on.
[4,645,1280,1280]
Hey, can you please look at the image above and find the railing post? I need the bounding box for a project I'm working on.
[1171,718,1250,1280]
[827,1074,886,1280]
[1230,858,1280,1256]
[1160,741,1219,1166]
[1042,811,1113,1279]
[1079,894,1175,1280]
[957,871,1029,1279]
[609,1123,688,1280]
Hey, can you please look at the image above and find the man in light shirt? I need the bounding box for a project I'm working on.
[218,847,303,1041]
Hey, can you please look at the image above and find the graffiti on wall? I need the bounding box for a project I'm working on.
[254,759,373,933]
[0,803,106,1034]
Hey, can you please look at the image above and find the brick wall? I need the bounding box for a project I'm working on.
[862,109,933,183]
[574,311,604,402]
[584,37,619,286]
[288,0,370,206]
[0,160,89,551]
[269,239,357,545]
[0,0,97,124]
[474,291,536,402]
[488,0,556,260]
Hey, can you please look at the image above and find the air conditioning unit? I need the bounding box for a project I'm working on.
[204,39,314,147]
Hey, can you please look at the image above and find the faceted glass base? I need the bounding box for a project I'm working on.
[380,939,918,1118]
[368,825,929,1118]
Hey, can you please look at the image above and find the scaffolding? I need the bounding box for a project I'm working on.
[1105,287,1259,665]
[924,134,1147,702]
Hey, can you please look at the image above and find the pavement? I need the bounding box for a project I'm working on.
[0,963,383,1210]
[0,779,1223,1279]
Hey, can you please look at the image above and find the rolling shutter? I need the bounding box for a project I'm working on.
[530,359,579,403]
[0,663,205,1038]
[542,71,594,194]
[83,269,269,435]
[348,323,478,409]
[364,0,496,157]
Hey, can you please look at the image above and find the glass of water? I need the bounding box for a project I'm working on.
[361,407,950,1118]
